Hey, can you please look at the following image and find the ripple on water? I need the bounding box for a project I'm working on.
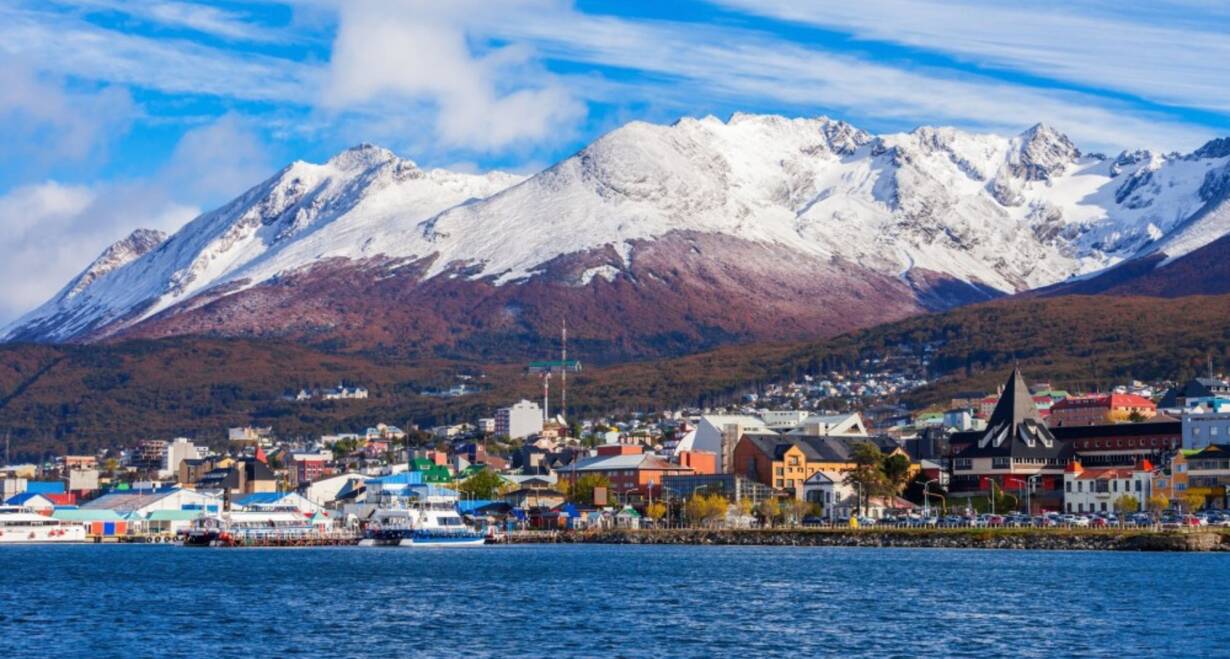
[0,544,1227,658]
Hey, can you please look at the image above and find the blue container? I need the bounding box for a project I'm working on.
[103,522,115,536]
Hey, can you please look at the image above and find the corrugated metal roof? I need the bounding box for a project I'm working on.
[52,509,122,521]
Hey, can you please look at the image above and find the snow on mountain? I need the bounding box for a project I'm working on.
[63,228,167,300]
[4,114,1229,346]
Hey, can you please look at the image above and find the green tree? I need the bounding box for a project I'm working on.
[558,473,611,504]
[844,441,889,515]
[1115,494,1140,514]
[882,453,913,495]
[456,469,508,500]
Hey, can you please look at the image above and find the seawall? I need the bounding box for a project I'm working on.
[508,528,1227,552]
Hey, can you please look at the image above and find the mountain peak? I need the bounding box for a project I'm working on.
[1190,137,1230,160]
[1011,122,1079,181]
[325,143,408,173]
[65,228,167,299]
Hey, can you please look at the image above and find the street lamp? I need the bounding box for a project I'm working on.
[922,479,939,518]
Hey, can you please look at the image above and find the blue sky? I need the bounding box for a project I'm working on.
[1,0,1229,323]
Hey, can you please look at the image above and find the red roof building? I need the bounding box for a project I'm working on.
[1049,394,1157,427]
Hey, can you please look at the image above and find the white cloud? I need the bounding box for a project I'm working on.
[0,115,273,325]
[0,57,135,172]
[478,8,1216,152]
[711,0,1230,113]
[0,4,315,103]
[321,0,585,151]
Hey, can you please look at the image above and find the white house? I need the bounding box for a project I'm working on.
[495,400,544,440]
[301,473,368,508]
[1063,461,1153,514]
[801,471,857,520]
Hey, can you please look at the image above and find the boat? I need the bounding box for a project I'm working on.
[359,495,485,548]
[0,506,87,543]
[182,508,328,547]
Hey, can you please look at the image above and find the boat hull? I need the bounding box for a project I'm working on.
[0,526,87,543]
[397,536,486,547]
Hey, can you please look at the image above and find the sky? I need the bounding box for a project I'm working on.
[1,0,1229,324]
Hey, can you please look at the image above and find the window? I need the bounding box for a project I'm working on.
[1135,480,1142,492]
[775,467,784,476]
[955,458,972,470]
[786,479,794,488]
[1066,481,1072,493]
[775,479,783,488]
[788,456,799,466]
[1112,480,1118,492]
[1077,482,1084,493]
[1100,502,1107,512]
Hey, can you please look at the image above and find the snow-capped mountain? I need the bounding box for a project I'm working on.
[5,114,1229,359]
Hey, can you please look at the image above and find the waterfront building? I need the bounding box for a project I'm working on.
[1062,460,1153,514]
[732,433,906,499]
[800,470,857,518]
[233,491,325,514]
[194,458,277,496]
[1182,411,1230,450]
[660,473,775,504]
[300,472,367,508]
[495,400,544,440]
[950,370,1072,510]
[568,445,694,497]
[1184,444,1230,509]
[81,486,221,516]
[1048,394,1157,427]
[1153,450,1190,506]
[1054,418,1181,467]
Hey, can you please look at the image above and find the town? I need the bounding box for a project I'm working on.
[3,362,1230,545]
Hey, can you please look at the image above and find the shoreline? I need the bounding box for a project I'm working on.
[506,528,1230,552]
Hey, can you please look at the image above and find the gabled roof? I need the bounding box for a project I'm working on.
[741,433,903,463]
[956,369,1067,459]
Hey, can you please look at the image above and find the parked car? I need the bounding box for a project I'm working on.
[800,516,826,527]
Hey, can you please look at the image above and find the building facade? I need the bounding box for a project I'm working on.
[1062,461,1153,514]
[1182,412,1230,450]
[495,400,544,440]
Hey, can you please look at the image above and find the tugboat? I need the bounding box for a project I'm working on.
[0,506,87,543]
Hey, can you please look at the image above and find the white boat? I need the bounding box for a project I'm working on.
[182,508,325,547]
[360,495,485,547]
[0,506,87,544]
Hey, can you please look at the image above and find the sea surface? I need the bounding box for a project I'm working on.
[1,544,1226,658]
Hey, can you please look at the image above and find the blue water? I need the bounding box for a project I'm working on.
[1,544,1227,657]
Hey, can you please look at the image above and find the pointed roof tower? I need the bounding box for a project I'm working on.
[976,368,1057,452]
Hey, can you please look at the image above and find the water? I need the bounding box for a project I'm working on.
[1,544,1226,658]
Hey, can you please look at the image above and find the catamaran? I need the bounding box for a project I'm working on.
[0,506,87,543]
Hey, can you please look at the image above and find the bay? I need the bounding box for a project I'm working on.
[0,544,1225,658]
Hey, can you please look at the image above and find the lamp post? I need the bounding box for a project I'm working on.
[923,479,939,518]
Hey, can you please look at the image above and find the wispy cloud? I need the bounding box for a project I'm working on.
[711,0,1230,113]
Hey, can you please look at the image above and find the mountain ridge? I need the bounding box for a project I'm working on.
[5,113,1230,360]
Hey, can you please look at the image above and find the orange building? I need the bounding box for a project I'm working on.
[732,433,908,499]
